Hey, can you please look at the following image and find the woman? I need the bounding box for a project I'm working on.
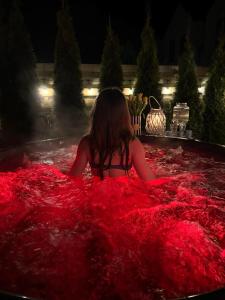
[69,87,155,180]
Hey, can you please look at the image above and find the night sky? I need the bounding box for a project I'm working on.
[21,0,215,63]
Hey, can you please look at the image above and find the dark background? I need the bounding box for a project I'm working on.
[21,0,215,63]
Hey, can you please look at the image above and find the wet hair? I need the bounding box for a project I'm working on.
[88,87,134,179]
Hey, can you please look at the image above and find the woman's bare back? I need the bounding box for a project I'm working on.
[87,140,133,178]
[69,136,155,180]
[86,138,155,180]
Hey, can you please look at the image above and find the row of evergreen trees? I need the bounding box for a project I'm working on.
[100,15,225,144]
[52,2,225,144]
[0,0,224,145]
[173,36,225,144]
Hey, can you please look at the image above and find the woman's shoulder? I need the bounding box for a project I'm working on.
[130,136,142,146]
[80,134,90,142]
[130,137,144,153]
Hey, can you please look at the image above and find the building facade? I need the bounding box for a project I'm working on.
[37,63,208,109]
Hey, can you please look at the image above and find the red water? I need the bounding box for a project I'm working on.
[0,144,225,300]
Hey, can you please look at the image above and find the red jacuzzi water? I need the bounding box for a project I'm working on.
[0,139,224,300]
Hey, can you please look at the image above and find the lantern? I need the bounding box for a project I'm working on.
[172,103,190,136]
[172,103,189,124]
[145,96,166,136]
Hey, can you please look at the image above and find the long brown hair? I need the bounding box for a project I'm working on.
[88,87,134,179]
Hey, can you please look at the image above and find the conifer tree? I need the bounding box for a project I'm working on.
[0,0,37,143]
[54,0,84,133]
[202,36,225,144]
[100,23,123,90]
[174,37,203,138]
[135,16,161,132]
[135,16,161,100]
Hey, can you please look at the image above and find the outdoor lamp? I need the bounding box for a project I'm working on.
[145,96,166,136]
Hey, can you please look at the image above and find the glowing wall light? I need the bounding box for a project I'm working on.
[198,86,205,94]
[82,88,98,97]
[38,85,55,108]
[123,88,134,96]
[38,85,55,97]
[161,86,175,95]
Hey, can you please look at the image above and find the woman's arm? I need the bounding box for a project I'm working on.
[68,137,88,176]
[131,138,155,181]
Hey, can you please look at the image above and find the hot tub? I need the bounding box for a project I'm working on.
[0,135,224,300]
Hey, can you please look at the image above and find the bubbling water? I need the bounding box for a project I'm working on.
[0,144,224,300]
